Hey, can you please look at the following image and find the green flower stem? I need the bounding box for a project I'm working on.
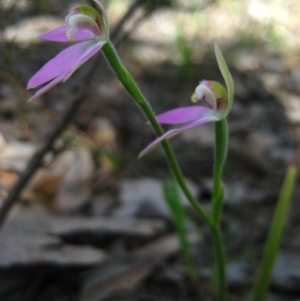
[102,40,211,225]
[208,118,228,301]
[210,223,226,301]
[211,119,228,223]
[251,159,298,301]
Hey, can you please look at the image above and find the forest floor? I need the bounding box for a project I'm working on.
[1,1,300,300]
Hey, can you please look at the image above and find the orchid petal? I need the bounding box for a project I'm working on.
[40,26,94,42]
[63,40,106,82]
[27,41,98,89]
[156,106,212,124]
[28,73,66,102]
[139,113,219,158]
[28,40,105,100]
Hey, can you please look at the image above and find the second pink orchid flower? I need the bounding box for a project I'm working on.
[139,43,234,158]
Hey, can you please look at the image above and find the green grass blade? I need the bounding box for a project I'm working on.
[251,151,299,301]
[162,177,197,281]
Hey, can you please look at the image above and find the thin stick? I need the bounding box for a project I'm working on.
[0,70,95,231]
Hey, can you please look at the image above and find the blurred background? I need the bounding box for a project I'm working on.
[1,1,300,301]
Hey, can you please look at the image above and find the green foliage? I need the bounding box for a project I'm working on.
[162,177,197,281]
[143,0,176,17]
[252,160,298,301]
[32,0,49,14]
[214,43,234,116]
[175,29,194,79]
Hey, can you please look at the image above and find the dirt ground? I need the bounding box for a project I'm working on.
[1,1,300,300]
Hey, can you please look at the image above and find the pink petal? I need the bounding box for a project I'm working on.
[63,40,106,82]
[40,26,94,42]
[28,73,66,102]
[156,106,212,124]
[27,41,96,89]
[73,29,96,41]
[27,41,105,101]
[139,113,219,158]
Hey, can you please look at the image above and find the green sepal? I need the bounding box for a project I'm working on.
[210,81,228,114]
[93,0,109,38]
[214,43,234,116]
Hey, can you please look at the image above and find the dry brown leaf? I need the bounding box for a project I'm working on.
[0,170,18,188]
[56,147,94,212]
[23,147,95,213]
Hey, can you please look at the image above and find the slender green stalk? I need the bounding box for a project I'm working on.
[251,151,299,301]
[210,224,226,301]
[102,40,211,225]
[209,118,228,301]
[211,119,228,223]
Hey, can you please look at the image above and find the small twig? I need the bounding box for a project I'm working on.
[0,0,147,232]
[110,0,145,43]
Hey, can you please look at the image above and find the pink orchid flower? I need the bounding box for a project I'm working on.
[139,43,234,158]
[27,1,108,101]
